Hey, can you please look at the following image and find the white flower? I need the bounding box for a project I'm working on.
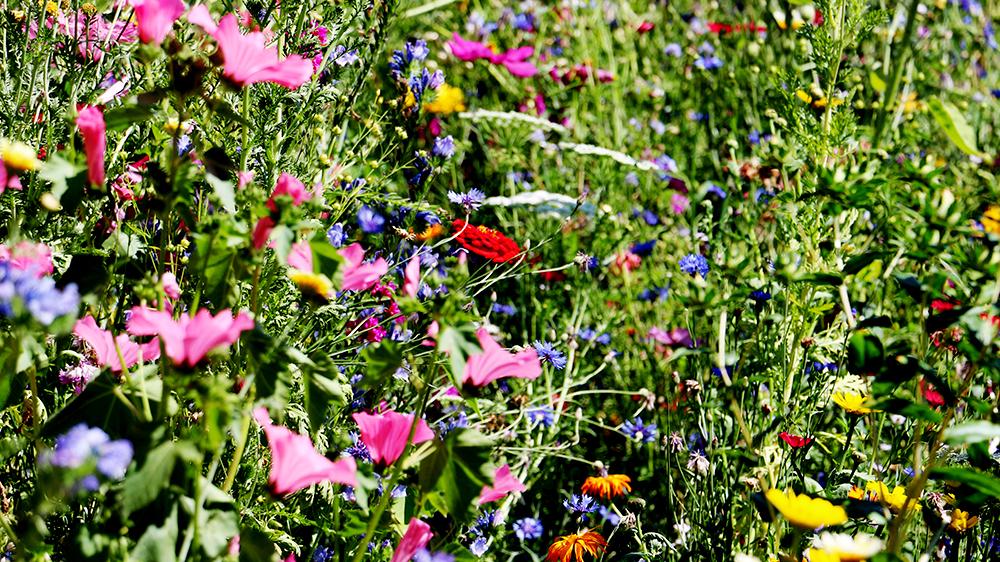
[811,532,884,560]
[687,451,710,476]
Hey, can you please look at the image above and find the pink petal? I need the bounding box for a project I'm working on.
[76,106,106,187]
[390,519,432,562]
[186,3,218,34]
[131,0,185,45]
[479,464,526,504]
[462,329,542,387]
[353,410,435,466]
[287,241,313,272]
[402,256,420,298]
[255,407,358,496]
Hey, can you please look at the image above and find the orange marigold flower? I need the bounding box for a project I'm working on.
[546,530,607,562]
[581,474,632,500]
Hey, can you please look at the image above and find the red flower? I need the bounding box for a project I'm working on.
[919,379,946,407]
[452,219,521,263]
[637,21,655,34]
[779,431,813,448]
[707,22,767,34]
[931,299,959,312]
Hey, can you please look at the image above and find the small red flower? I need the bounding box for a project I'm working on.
[637,21,655,34]
[452,219,521,263]
[779,431,813,448]
[930,299,959,312]
[919,379,946,407]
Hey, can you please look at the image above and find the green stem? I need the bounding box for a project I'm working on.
[872,0,921,148]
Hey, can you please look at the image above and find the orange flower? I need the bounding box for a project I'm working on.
[546,531,607,562]
[581,474,632,500]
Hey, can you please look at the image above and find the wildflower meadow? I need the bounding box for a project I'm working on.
[1,0,999,561]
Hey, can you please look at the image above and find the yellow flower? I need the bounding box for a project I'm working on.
[832,391,873,415]
[806,549,841,562]
[981,205,1000,236]
[424,83,466,114]
[0,139,41,172]
[949,509,978,533]
[865,481,917,513]
[403,88,417,110]
[811,532,884,562]
[765,488,848,530]
[795,89,813,104]
[45,0,59,15]
[289,271,333,301]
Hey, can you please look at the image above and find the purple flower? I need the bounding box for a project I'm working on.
[622,417,658,443]
[532,341,567,370]
[469,537,489,557]
[563,494,598,515]
[327,223,348,247]
[447,188,486,213]
[664,43,682,57]
[58,362,99,394]
[414,549,455,562]
[433,136,456,159]
[513,517,543,540]
[527,407,555,427]
[678,253,710,277]
[357,205,385,234]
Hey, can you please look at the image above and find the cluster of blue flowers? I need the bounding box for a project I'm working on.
[0,261,79,325]
[38,424,133,493]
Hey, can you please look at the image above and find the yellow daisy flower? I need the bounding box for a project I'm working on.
[832,391,874,415]
[765,488,848,530]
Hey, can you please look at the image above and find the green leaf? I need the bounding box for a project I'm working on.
[238,527,279,562]
[847,332,884,376]
[302,366,350,433]
[360,340,404,389]
[436,326,482,388]
[869,72,886,94]
[121,441,200,518]
[418,428,494,522]
[205,174,236,214]
[190,222,246,308]
[39,154,86,200]
[927,97,985,158]
[870,398,942,423]
[944,421,1000,446]
[930,466,1000,499]
[130,504,179,562]
[103,105,156,131]
[310,238,343,279]
[179,480,238,558]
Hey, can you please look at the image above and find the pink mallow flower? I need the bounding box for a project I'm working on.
[131,0,186,45]
[126,306,253,367]
[254,407,358,496]
[479,464,526,504]
[402,255,420,298]
[390,519,433,562]
[338,243,388,292]
[446,33,537,78]
[352,409,435,466]
[0,241,54,278]
[446,33,496,61]
[74,315,161,372]
[187,5,313,89]
[76,105,106,187]
[462,328,542,388]
[266,172,310,211]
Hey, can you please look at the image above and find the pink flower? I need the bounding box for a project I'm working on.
[671,193,689,214]
[479,464,526,504]
[402,256,420,298]
[161,272,181,300]
[254,407,358,496]
[287,241,313,271]
[131,0,185,45]
[55,12,137,60]
[462,328,542,387]
[76,105,106,187]
[126,306,254,367]
[494,46,538,78]
[251,216,275,250]
[266,172,310,211]
[390,519,432,562]
[0,241,53,277]
[352,409,435,466]
[188,6,313,89]
[338,243,388,292]
[74,315,161,372]
[446,33,495,61]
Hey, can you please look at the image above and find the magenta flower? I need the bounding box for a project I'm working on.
[402,255,420,298]
[287,241,313,272]
[352,409,435,466]
[75,105,106,187]
[446,33,495,61]
[266,172,310,211]
[389,518,433,562]
[131,0,186,45]
[0,241,54,278]
[253,407,358,496]
[74,315,161,372]
[479,464,526,504]
[126,306,254,367]
[188,5,313,89]
[462,328,542,387]
[338,243,388,292]
[446,33,537,78]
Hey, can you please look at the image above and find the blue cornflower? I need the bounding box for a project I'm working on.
[631,240,656,257]
[433,136,456,159]
[695,55,724,70]
[357,205,385,234]
[706,183,727,199]
[39,424,133,490]
[406,152,432,187]
[563,494,598,515]
[595,333,611,345]
[527,407,555,427]
[513,12,535,32]
[0,262,80,325]
[654,154,678,173]
[416,210,440,225]
[664,43,682,57]
[176,135,193,156]
[749,290,771,302]
[330,45,359,66]
[491,302,516,316]
[312,546,335,562]
[678,253,709,277]
[513,518,543,540]
[532,341,567,370]
[447,188,486,213]
[327,224,348,247]
[469,537,489,557]
[638,286,669,302]
[437,411,468,436]
[469,510,496,537]
[598,505,620,526]
[748,130,761,145]
[622,417,658,443]
[345,432,372,463]
[414,549,455,562]
[641,209,659,225]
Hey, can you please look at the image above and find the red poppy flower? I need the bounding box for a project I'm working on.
[452,219,521,263]
[919,379,946,407]
[779,431,813,448]
[637,21,655,34]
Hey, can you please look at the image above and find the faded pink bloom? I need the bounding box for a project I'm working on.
[402,256,420,298]
[254,407,358,496]
[131,0,186,45]
[126,306,254,367]
[0,159,19,193]
[0,241,53,277]
[671,193,690,214]
[55,12,137,60]
[74,315,161,372]
[390,519,433,562]
[188,6,313,89]
[647,327,693,347]
[161,272,181,300]
[267,172,310,211]
[462,328,542,387]
[287,241,313,271]
[338,243,388,292]
[76,105,106,187]
[352,409,435,466]
[479,464,526,504]
[612,251,641,274]
[236,170,254,189]
[227,535,240,556]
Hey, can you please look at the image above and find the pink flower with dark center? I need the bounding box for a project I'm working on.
[131,0,186,45]
[126,306,254,367]
[338,243,388,292]
[352,409,435,466]
[462,328,542,388]
[479,464,526,504]
[389,519,433,562]
[74,315,161,372]
[254,407,358,496]
[76,105,106,187]
[188,5,313,89]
